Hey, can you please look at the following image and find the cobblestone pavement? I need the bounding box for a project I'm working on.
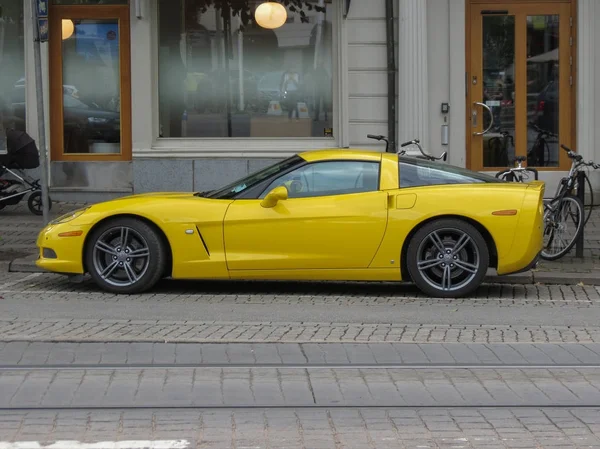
[3,273,600,305]
[2,272,600,343]
[1,407,599,448]
[3,342,600,367]
[4,366,600,408]
[2,318,600,343]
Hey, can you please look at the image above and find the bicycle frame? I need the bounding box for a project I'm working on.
[550,159,581,200]
[0,166,42,204]
[366,134,448,162]
[495,157,538,182]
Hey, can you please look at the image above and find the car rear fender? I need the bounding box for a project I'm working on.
[497,180,545,274]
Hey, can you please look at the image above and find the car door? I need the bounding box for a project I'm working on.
[223,159,389,271]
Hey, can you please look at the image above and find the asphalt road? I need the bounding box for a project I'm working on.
[2,272,600,448]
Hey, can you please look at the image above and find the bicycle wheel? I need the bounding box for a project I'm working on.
[572,172,594,226]
[540,194,585,261]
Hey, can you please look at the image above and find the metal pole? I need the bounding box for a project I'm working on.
[576,171,585,258]
[385,0,396,153]
[30,0,50,224]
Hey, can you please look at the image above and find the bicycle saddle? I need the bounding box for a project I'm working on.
[515,156,526,162]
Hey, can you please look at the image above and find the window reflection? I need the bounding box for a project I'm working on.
[481,15,516,168]
[61,19,121,154]
[526,15,560,167]
[52,1,128,4]
[158,0,334,139]
[260,161,380,198]
[0,0,26,142]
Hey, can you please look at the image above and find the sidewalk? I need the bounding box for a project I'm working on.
[2,200,600,285]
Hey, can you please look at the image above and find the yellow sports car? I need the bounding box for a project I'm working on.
[36,147,544,298]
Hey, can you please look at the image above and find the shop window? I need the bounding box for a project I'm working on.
[0,0,26,138]
[157,0,334,139]
[48,1,131,161]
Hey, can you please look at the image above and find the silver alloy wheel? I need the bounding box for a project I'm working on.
[416,228,480,292]
[92,226,151,287]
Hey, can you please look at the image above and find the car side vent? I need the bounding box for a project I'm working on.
[195,226,210,256]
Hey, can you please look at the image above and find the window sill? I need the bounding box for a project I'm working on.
[134,137,343,158]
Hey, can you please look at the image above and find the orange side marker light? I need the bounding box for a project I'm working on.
[58,230,83,237]
[492,210,517,216]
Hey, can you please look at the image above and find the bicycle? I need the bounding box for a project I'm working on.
[496,150,595,229]
[540,144,600,261]
[527,122,557,167]
[495,156,539,182]
[399,138,448,162]
[487,127,515,167]
[367,134,448,162]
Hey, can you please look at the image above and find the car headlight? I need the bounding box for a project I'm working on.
[50,207,90,225]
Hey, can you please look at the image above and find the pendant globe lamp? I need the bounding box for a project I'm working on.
[255,2,287,29]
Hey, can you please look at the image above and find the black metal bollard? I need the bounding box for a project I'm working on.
[576,170,586,258]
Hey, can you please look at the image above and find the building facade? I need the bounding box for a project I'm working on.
[2,0,598,202]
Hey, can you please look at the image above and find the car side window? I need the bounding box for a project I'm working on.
[260,161,380,199]
[399,157,497,188]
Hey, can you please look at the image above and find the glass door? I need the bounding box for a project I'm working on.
[49,3,131,162]
[468,2,573,171]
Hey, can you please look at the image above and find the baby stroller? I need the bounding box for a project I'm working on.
[0,128,51,215]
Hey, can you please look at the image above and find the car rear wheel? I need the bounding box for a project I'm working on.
[406,219,489,298]
[85,217,166,294]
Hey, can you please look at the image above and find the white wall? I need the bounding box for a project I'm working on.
[345,0,397,150]
[426,0,451,158]
[577,0,600,195]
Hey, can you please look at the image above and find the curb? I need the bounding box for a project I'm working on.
[4,255,600,286]
[486,272,600,286]
[5,253,43,273]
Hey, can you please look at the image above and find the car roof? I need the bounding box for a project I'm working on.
[298,149,387,163]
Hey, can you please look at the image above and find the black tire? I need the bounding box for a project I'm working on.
[406,218,489,298]
[85,217,167,294]
[27,191,52,215]
[540,195,585,261]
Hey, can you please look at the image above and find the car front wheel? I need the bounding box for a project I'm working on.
[406,218,489,298]
[85,217,167,294]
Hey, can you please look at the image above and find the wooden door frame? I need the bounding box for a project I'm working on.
[49,4,131,162]
[465,0,577,172]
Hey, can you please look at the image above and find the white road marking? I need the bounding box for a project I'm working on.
[0,273,42,291]
[0,440,190,449]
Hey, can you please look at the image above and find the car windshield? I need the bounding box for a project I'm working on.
[205,155,304,199]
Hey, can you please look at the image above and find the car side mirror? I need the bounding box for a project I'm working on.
[260,185,288,208]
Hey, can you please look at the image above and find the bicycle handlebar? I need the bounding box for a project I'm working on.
[367,134,389,152]
[400,139,447,162]
[560,144,600,169]
[528,121,558,138]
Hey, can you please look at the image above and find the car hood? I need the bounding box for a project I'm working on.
[114,192,198,201]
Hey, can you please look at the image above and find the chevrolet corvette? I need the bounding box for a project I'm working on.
[36,147,544,298]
